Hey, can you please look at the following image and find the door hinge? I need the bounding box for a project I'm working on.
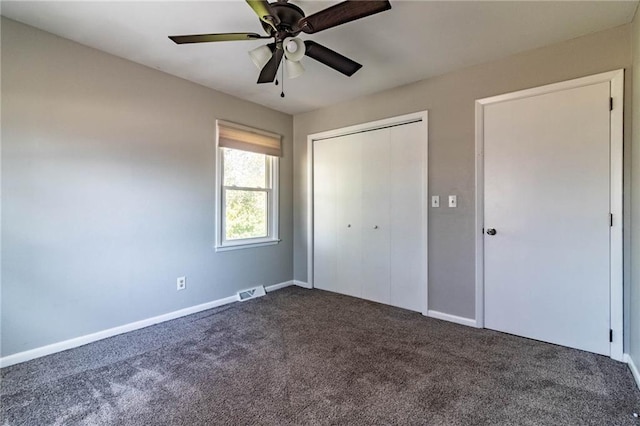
[610,329,613,343]
[610,97,613,111]
[610,213,613,227]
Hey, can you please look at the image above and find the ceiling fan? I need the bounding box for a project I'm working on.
[169,0,392,84]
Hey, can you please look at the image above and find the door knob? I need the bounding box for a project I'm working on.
[486,228,497,236]
[373,225,379,229]
[347,224,351,228]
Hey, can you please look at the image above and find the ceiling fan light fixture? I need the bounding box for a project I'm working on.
[283,37,305,62]
[285,58,305,79]
[170,0,392,88]
[249,44,273,70]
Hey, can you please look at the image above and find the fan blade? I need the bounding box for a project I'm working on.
[297,0,391,34]
[169,33,268,44]
[246,0,280,30]
[304,41,362,77]
[257,46,284,83]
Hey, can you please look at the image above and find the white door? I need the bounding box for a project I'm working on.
[313,137,339,294]
[335,133,363,298]
[389,122,426,312]
[483,82,611,355]
[312,118,427,313]
[361,128,391,305]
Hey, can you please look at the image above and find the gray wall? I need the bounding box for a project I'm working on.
[630,9,640,369]
[1,18,293,357]
[293,25,633,321]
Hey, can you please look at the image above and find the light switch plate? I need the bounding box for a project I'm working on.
[431,195,440,208]
[448,195,457,208]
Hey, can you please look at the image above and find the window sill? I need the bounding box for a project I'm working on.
[214,239,281,252]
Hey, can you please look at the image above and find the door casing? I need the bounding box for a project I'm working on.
[474,70,624,361]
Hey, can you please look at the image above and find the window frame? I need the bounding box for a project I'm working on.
[215,123,280,252]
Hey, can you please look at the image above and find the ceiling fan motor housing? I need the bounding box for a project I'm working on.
[260,2,305,40]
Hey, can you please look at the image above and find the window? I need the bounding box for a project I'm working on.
[216,120,281,250]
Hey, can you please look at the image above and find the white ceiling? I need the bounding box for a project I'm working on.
[2,0,638,115]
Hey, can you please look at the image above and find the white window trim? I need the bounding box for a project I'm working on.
[215,136,280,252]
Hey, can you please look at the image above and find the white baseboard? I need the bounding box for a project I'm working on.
[426,310,477,328]
[264,280,294,292]
[293,280,312,289]
[265,280,311,292]
[625,353,640,389]
[0,280,294,369]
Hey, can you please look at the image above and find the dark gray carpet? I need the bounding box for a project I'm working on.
[2,287,639,425]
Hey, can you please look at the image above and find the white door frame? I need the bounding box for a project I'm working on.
[307,111,429,314]
[474,70,624,361]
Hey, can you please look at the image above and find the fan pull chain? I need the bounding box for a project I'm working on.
[280,65,285,98]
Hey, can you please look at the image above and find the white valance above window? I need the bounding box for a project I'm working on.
[217,120,282,157]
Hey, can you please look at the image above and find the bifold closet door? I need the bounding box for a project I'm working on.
[313,120,426,313]
[313,138,338,294]
[361,128,391,304]
[313,134,363,296]
[361,122,425,311]
[388,122,425,312]
[334,133,363,298]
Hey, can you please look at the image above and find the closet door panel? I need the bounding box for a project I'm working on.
[361,128,391,305]
[389,122,426,312]
[313,139,338,292]
[313,115,427,311]
[335,134,363,298]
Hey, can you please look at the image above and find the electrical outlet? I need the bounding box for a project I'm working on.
[431,195,440,208]
[177,276,186,291]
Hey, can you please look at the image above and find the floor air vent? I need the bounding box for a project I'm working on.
[237,286,266,302]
